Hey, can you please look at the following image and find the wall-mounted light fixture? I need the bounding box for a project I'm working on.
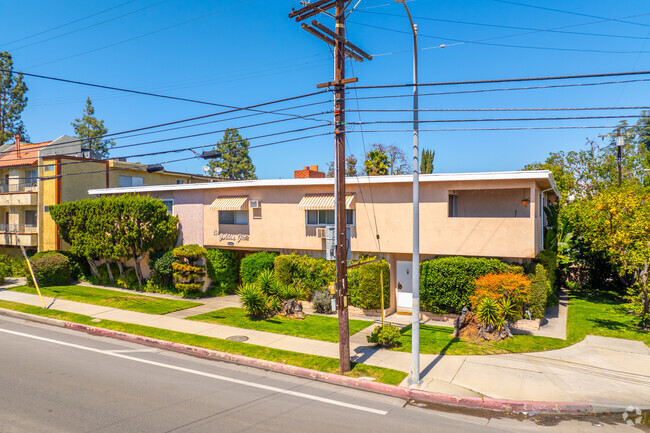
[521,198,529,207]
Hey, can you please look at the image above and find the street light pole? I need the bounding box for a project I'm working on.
[395,0,421,385]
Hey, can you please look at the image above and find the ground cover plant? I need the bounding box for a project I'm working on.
[0,300,407,385]
[187,307,371,343]
[9,285,200,314]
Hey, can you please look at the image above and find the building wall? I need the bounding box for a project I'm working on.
[200,178,546,259]
[146,189,204,246]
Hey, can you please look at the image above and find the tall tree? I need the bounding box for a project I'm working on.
[368,143,408,175]
[420,148,435,174]
[364,149,390,175]
[327,154,359,177]
[71,97,115,157]
[207,128,257,179]
[0,52,28,144]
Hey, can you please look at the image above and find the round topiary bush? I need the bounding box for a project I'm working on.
[27,251,73,287]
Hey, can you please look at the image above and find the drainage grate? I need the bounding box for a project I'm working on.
[226,335,249,342]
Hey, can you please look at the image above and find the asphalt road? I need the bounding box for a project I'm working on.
[0,316,642,433]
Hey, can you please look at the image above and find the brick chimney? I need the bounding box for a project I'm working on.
[14,135,20,158]
[294,164,325,179]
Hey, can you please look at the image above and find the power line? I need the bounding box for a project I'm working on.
[0,68,329,123]
[0,0,136,46]
[348,125,622,133]
[25,0,257,70]
[9,0,171,52]
[345,78,650,101]
[492,0,650,28]
[349,69,650,90]
[347,106,650,113]
[349,114,644,125]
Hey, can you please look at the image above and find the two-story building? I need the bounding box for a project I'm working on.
[89,169,558,312]
[0,135,216,254]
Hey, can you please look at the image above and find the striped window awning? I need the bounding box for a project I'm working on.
[209,196,249,211]
[297,193,355,210]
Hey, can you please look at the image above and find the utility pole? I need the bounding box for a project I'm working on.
[289,0,371,373]
[616,128,623,187]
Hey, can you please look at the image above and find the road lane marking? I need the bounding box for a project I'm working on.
[0,327,388,415]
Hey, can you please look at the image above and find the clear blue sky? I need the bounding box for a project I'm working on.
[4,0,650,178]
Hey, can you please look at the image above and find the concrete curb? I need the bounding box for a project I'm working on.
[0,308,601,414]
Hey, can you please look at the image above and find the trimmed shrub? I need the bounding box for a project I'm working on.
[348,258,390,310]
[0,255,13,284]
[528,264,549,319]
[149,250,177,290]
[469,273,531,318]
[535,250,558,303]
[173,244,207,292]
[273,253,334,296]
[240,251,276,284]
[116,268,139,290]
[367,324,401,347]
[312,290,334,314]
[27,252,73,287]
[205,249,239,295]
[420,256,509,314]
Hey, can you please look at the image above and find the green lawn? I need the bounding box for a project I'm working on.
[9,285,201,315]
[0,300,406,385]
[392,291,649,355]
[188,307,372,343]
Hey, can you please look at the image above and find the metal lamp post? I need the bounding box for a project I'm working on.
[395,0,421,385]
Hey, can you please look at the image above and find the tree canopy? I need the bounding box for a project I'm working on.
[0,52,28,144]
[70,97,115,157]
[363,149,390,175]
[207,128,257,179]
[326,154,359,177]
[421,148,435,174]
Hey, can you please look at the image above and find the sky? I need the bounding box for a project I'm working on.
[3,0,650,179]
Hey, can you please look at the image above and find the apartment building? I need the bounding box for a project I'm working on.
[0,135,215,254]
[89,169,558,312]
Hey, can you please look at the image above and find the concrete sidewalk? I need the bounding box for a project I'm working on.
[1,286,649,409]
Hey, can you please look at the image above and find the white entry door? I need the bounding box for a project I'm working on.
[396,260,413,309]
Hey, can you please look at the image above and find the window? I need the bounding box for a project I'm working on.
[305,209,354,226]
[219,210,248,225]
[176,179,184,184]
[161,199,173,214]
[119,175,144,187]
[25,210,37,227]
[25,169,38,187]
[44,165,55,172]
[448,194,459,217]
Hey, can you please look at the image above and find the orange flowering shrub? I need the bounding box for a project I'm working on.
[469,273,531,314]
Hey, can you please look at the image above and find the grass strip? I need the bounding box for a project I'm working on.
[187,307,372,343]
[9,285,201,315]
[0,300,407,386]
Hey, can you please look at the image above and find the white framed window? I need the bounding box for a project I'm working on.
[119,175,144,187]
[219,210,248,225]
[24,169,38,187]
[305,209,354,226]
[161,199,174,214]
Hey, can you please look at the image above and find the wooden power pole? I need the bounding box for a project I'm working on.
[289,0,371,373]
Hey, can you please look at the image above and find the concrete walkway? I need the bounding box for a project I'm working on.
[1,285,648,408]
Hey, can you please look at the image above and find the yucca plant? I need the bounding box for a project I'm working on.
[476,297,504,331]
[237,283,270,319]
[256,269,275,295]
[499,297,521,323]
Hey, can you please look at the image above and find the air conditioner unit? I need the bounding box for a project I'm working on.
[316,228,327,238]
[249,200,261,209]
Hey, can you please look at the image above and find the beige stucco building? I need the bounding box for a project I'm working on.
[0,135,214,255]
[90,170,558,312]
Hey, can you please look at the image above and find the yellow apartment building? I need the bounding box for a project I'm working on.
[0,135,214,255]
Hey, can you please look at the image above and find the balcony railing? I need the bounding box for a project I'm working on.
[0,182,38,193]
[0,224,38,233]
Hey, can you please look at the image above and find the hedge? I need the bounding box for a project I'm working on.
[27,252,73,287]
[206,249,239,295]
[149,249,177,289]
[240,251,276,284]
[348,258,390,310]
[420,256,509,314]
[528,264,549,319]
[535,250,558,304]
[273,253,334,296]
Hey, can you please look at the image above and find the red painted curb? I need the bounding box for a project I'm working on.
[62,321,594,415]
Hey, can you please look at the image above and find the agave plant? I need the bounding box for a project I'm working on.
[256,269,276,295]
[499,297,521,323]
[476,297,504,331]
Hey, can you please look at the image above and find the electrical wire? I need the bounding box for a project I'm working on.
[349,114,645,125]
[347,125,622,133]
[347,106,650,113]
